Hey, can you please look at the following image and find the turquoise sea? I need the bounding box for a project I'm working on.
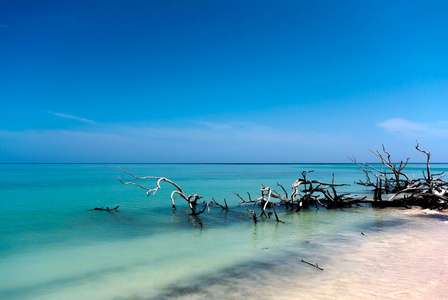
[1,163,448,299]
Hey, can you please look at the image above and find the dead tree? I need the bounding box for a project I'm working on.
[351,143,448,210]
[118,168,207,215]
[236,171,360,218]
[387,142,448,209]
[349,145,412,196]
[294,172,358,209]
[370,145,411,192]
[116,143,447,227]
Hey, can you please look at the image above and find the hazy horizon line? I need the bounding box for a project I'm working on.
[1,162,446,165]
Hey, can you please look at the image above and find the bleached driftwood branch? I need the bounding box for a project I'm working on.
[118,168,206,214]
[236,170,362,223]
[116,143,447,227]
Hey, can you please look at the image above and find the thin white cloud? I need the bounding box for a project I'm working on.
[106,120,354,149]
[51,112,96,124]
[378,118,428,132]
[378,118,448,138]
[196,121,270,131]
[0,120,356,162]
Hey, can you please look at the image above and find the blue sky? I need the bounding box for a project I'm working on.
[1,0,447,163]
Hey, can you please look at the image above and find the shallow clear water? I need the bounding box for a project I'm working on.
[1,164,447,299]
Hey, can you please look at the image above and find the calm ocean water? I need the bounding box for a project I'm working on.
[1,163,447,299]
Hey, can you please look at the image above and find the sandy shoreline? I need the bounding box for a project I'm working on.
[283,209,448,300]
[153,208,448,300]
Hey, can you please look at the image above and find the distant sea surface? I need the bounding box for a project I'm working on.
[1,163,448,299]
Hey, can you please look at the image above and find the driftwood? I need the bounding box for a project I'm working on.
[116,143,447,226]
[210,197,228,210]
[301,259,324,271]
[349,145,411,196]
[233,143,447,221]
[93,206,119,211]
[350,142,448,210]
[118,168,206,215]
[389,143,448,209]
[236,171,359,214]
[247,209,258,224]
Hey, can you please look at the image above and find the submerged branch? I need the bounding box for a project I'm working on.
[93,205,119,211]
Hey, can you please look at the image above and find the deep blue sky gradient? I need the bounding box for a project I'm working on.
[1,0,447,162]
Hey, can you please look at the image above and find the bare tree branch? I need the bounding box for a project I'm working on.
[118,169,205,214]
